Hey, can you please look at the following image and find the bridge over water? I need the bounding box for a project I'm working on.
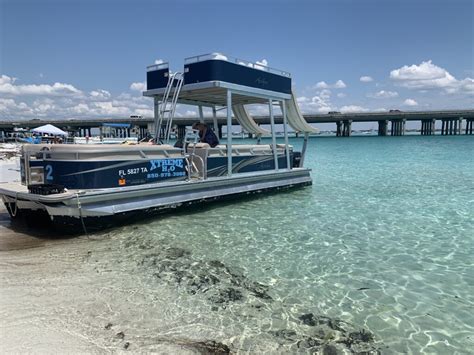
[1,109,473,138]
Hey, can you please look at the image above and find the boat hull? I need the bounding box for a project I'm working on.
[1,168,312,234]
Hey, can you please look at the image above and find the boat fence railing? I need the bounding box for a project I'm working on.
[146,62,169,72]
[184,53,291,78]
[185,154,205,180]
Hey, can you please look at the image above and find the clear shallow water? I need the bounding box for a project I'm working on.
[91,135,472,353]
[3,136,473,353]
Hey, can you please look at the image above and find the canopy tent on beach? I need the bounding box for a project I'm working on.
[31,124,68,137]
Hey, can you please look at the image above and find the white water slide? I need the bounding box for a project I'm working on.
[232,90,318,136]
[283,90,319,134]
[232,104,270,136]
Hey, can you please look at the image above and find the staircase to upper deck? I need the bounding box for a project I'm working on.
[153,72,184,143]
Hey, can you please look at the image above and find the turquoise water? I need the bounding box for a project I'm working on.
[79,136,474,352]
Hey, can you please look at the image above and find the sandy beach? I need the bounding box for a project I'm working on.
[0,206,221,354]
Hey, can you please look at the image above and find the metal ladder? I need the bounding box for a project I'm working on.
[154,72,184,144]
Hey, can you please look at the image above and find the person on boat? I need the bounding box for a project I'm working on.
[192,122,219,148]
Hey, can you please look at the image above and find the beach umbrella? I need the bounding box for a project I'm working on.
[31,124,68,136]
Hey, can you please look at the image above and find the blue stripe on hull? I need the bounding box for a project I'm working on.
[40,158,187,189]
[207,154,291,177]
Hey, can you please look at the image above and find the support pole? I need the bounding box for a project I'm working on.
[226,90,233,176]
[269,99,279,171]
[402,119,406,136]
[281,100,291,170]
[441,120,445,135]
[198,105,204,123]
[153,97,159,140]
[300,133,309,167]
[212,106,218,133]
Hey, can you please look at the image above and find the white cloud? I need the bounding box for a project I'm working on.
[314,80,346,89]
[0,74,82,96]
[297,89,334,113]
[0,98,33,117]
[130,82,146,92]
[315,81,329,89]
[336,92,346,98]
[0,74,159,120]
[340,105,369,113]
[334,80,346,88]
[154,59,165,65]
[390,60,473,94]
[403,98,418,106]
[368,90,399,99]
[360,76,374,82]
[90,89,111,100]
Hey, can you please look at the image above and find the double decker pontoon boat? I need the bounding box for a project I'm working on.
[0,53,317,233]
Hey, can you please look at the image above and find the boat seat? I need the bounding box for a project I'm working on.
[23,143,184,161]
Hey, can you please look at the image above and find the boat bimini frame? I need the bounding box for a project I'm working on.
[145,53,317,175]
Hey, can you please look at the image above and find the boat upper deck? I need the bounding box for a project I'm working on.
[143,53,292,105]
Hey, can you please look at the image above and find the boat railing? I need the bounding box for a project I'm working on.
[206,144,289,157]
[184,153,205,180]
[184,53,291,78]
[23,144,184,162]
[147,62,169,72]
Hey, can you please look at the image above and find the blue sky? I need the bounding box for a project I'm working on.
[0,0,473,122]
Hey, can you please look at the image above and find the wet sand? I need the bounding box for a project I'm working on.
[0,208,235,354]
[0,206,106,353]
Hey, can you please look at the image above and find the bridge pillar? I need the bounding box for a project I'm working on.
[378,120,388,136]
[342,120,352,136]
[343,120,352,137]
[421,119,435,135]
[176,125,186,144]
[391,120,403,136]
[336,121,342,137]
[458,118,463,135]
[466,119,473,135]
